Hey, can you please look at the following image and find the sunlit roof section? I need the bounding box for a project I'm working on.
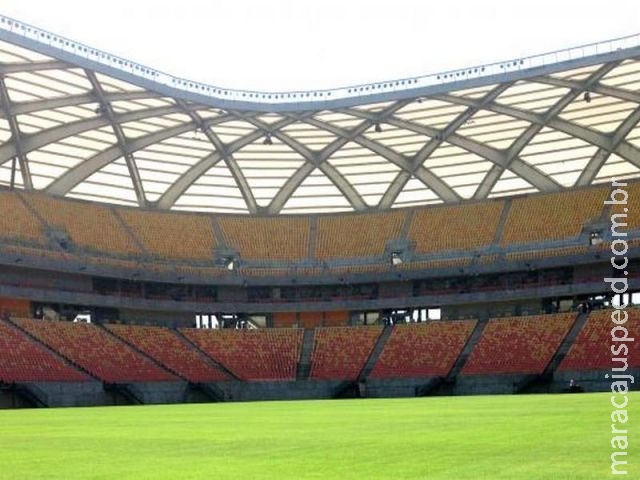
[558,93,637,133]
[0,118,11,143]
[494,81,570,113]
[234,140,306,208]
[600,59,640,90]
[395,99,467,129]
[393,177,441,208]
[5,69,92,102]
[593,154,640,184]
[627,123,640,149]
[518,127,599,187]
[0,16,640,213]
[0,158,24,187]
[488,170,537,198]
[449,84,499,100]
[210,119,256,144]
[110,96,173,114]
[67,157,138,206]
[281,168,352,214]
[327,140,402,207]
[280,122,338,150]
[550,64,602,82]
[135,132,213,202]
[456,111,529,150]
[172,162,249,213]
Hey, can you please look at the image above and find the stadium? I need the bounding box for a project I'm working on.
[0,11,639,478]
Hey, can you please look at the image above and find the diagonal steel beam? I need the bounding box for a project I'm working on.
[267,101,412,213]
[577,104,640,185]
[0,90,160,118]
[47,120,196,195]
[473,64,617,198]
[532,75,640,105]
[0,59,70,74]
[157,116,301,209]
[237,113,367,212]
[385,116,561,192]
[0,77,32,188]
[0,104,191,163]
[307,113,462,203]
[378,83,510,208]
[175,101,257,213]
[86,70,147,207]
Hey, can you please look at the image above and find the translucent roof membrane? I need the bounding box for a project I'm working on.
[0,20,640,214]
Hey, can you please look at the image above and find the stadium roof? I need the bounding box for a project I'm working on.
[1,15,640,214]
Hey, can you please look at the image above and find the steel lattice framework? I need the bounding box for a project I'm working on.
[1,15,640,214]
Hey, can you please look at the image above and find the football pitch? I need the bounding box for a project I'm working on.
[0,392,635,479]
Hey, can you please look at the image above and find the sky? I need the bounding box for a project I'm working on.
[2,0,640,91]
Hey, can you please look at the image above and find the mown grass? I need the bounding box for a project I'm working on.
[0,392,636,479]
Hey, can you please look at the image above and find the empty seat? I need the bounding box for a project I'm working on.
[462,313,575,375]
[371,320,476,379]
[14,318,177,383]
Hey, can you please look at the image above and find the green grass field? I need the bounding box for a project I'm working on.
[0,392,636,479]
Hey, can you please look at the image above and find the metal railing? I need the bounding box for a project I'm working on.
[1,14,640,105]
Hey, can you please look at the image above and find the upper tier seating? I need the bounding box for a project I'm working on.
[610,180,640,231]
[461,313,576,375]
[309,326,382,380]
[408,202,502,253]
[501,187,608,245]
[14,318,177,383]
[315,211,405,259]
[22,192,141,255]
[118,209,217,261]
[218,216,309,261]
[0,184,622,272]
[559,309,640,371]
[0,319,89,383]
[106,324,230,382]
[370,320,476,379]
[180,328,303,381]
[0,190,45,245]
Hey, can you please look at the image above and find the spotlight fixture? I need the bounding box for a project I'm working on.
[583,91,591,103]
[94,102,111,115]
[390,252,403,266]
[263,133,273,145]
[374,123,382,133]
[224,257,236,271]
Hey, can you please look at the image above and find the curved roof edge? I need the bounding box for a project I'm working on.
[1,14,639,113]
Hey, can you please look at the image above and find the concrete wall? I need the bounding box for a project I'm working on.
[554,369,640,393]
[2,371,635,409]
[363,378,439,398]
[214,380,345,402]
[17,382,107,407]
[126,381,190,404]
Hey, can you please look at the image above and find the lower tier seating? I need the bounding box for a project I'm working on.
[370,320,476,379]
[106,324,230,382]
[461,313,576,375]
[309,326,383,380]
[0,320,89,383]
[180,328,303,381]
[14,318,177,383]
[559,309,640,371]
